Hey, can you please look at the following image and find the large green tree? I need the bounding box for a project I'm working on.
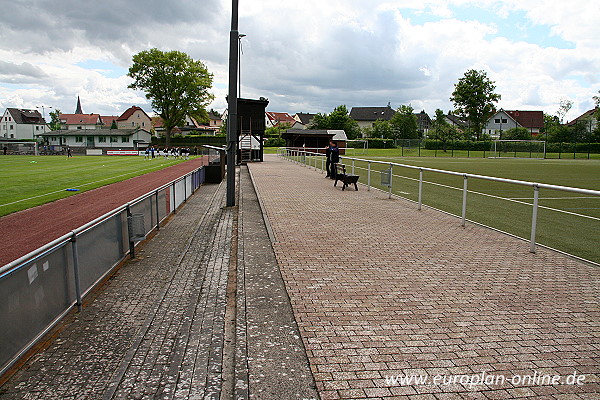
[390,105,418,139]
[309,105,361,139]
[128,48,214,146]
[48,109,62,131]
[450,69,501,140]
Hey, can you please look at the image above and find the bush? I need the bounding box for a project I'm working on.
[422,140,492,151]
[264,137,285,147]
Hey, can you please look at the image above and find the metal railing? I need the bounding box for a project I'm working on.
[0,166,205,377]
[278,147,600,264]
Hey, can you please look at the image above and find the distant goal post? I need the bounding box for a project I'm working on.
[489,140,546,159]
[345,139,368,155]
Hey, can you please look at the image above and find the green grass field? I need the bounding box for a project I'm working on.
[0,156,194,217]
[286,149,600,264]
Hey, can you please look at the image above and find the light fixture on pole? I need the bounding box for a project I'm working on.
[36,105,53,133]
[238,33,246,97]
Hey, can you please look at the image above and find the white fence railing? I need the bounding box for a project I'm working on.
[278,147,600,264]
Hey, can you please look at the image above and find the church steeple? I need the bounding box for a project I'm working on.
[75,96,83,114]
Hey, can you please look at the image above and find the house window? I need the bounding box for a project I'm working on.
[131,122,135,127]
[36,126,40,130]
[110,136,118,143]
[121,136,129,142]
[51,137,57,141]
[98,136,106,143]
[75,136,83,142]
[77,126,82,130]
[142,122,145,127]
[501,118,508,124]
[494,118,500,123]
[9,125,13,130]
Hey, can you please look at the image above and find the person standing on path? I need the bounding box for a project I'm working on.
[325,140,339,179]
[67,146,72,158]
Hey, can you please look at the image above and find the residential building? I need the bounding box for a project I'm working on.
[38,128,152,150]
[415,110,431,137]
[116,106,151,130]
[0,108,47,139]
[207,111,223,132]
[444,114,470,131]
[293,112,316,129]
[349,106,395,130]
[567,108,599,132]
[59,113,103,130]
[101,115,119,128]
[484,109,544,138]
[265,111,297,128]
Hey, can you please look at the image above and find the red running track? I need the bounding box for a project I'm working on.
[0,157,208,267]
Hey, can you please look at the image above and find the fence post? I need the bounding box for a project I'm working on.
[321,154,324,173]
[418,169,423,210]
[352,159,355,175]
[126,204,135,259]
[183,176,187,203]
[388,164,393,199]
[530,185,540,253]
[70,232,83,312]
[461,175,468,227]
[367,162,371,191]
[172,182,176,214]
[155,190,160,231]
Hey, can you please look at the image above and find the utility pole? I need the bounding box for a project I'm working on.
[226,0,239,207]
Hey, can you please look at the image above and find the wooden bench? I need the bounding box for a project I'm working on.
[334,164,359,191]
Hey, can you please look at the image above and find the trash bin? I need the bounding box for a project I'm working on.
[128,213,146,241]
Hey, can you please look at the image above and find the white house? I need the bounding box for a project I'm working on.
[484,109,544,138]
[1,108,47,139]
[38,128,152,150]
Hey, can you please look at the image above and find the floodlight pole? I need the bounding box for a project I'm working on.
[226,0,239,207]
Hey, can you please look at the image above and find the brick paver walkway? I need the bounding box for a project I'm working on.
[248,155,600,400]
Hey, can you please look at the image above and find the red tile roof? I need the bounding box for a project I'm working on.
[266,111,295,127]
[567,108,598,125]
[505,110,544,129]
[101,115,119,126]
[118,106,150,121]
[59,113,101,125]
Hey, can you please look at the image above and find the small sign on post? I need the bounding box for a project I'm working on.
[381,168,392,187]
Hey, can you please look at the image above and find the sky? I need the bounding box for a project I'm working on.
[0,0,598,122]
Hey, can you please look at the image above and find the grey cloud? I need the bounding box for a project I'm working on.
[0,60,49,82]
[0,0,224,61]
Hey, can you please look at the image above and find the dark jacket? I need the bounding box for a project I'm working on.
[327,146,340,163]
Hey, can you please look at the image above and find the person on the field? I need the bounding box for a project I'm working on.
[325,140,339,179]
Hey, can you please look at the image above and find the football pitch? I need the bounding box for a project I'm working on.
[0,155,193,217]
[292,150,600,264]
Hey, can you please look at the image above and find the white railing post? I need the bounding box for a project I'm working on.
[388,164,393,199]
[367,162,371,191]
[352,159,355,175]
[418,169,423,210]
[530,185,540,253]
[461,175,468,227]
[321,155,324,173]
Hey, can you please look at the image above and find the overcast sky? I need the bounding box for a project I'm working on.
[0,0,598,122]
